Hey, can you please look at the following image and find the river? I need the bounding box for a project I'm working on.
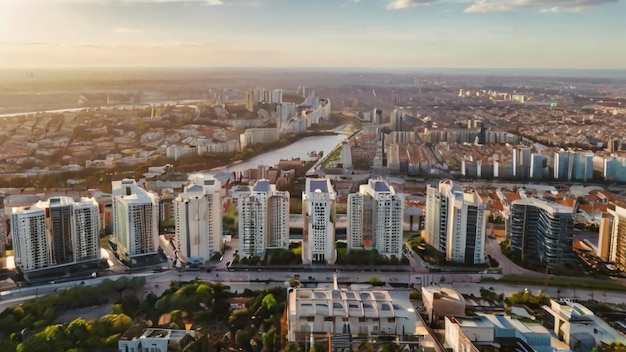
[204,134,347,176]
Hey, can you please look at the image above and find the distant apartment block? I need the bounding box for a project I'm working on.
[530,153,547,179]
[341,140,352,169]
[508,198,575,269]
[603,156,626,183]
[347,179,404,258]
[391,108,411,132]
[112,179,159,259]
[554,150,594,182]
[271,89,283,104]
[283,96,331,134]
[245,90,254,112]
[302,178,336,265]
[425,180,486,264]
[11,196,100,272]
[599,201,626,271]
[251,88,282,104]
[174,175,223,265]
[238,180,289,258]
[239,128,280,150]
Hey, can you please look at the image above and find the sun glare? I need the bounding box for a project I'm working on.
[0,0,21,40]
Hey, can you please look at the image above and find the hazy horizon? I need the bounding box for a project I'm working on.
[3,66,626,81]
[1,0,625,69]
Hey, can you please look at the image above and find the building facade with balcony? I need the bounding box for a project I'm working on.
[599,201,626,271]
[508,198,575,269]
[425,180,487,264]
[302,178,336,265]
[112,179,160,259]
[238,180,289,258]
[174,174,223,266]
[11,196,100,273]
[347,179,404,258]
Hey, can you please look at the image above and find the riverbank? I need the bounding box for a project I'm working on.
[206,133,347,176]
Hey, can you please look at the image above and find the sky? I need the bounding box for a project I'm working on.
[0,0,624,69]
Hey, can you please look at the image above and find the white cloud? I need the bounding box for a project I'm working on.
[464,0,618,13]
[40,0,225,5]
[386,0,618,12]
[387,0,440,10]
[464,0,512,12]
[113,27,144,33]
[539,6,584,13]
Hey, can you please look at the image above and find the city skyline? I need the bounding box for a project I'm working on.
[0,0,624,69]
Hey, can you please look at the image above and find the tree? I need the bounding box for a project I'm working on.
[312,342,326,352]
[389,255,399,266]
[479,287,498,304]
[380,342,401,352]
[18,324,71,352]
[282,342,302,352]
[236,329,254,352]
[65,318,90,349]
[357,342,374,352]
[369,276,383,286]
[603,342,626,352]
[229,308,251,333]
[262,294,278,313]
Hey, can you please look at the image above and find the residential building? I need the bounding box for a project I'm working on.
[421,286,465,323]
[239,128,280,149]
[245,90,254,112]
[72,198,101,263]
[554,150,594,182]
[554,150,570,181]
[604,156,626,183]
[302,178,336,265]
[112,179,159,259]
[508,198,575,269]
[347,179,404,258]
[286,287,413,341]
[11,196,100,272]
[271,89,283,104]
[598,201,626,271]
[425,180,487,264]
[479,313,568,352]
[444,316,492,352]
[542,299,626,350]
[12,206,49,271]
[238,180,289,258]
[174,175,223,265]
[0,203,6,270]
[341,140,352,169]
[118,328,196,352]
[530,153,546,179]
[391,108,409,131]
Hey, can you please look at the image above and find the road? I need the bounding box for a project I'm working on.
[483,235,543,277]
[3,267,626,313]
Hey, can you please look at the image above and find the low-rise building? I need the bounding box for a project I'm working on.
[286,287,412,341]
[118,328,195,352]
[542,299,626,350]
[421,286,465,323]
